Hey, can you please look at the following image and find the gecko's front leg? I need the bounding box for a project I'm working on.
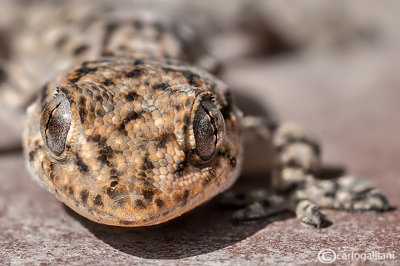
[224,119,390,227]
[274,123,390,226]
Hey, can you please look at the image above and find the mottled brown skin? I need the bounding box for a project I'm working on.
[24,54,241,226]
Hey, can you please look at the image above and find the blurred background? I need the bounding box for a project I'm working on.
[0,0,399,160]
[0,0,399,264]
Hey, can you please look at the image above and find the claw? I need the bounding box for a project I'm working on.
[330,176,390,211]
[220,189,285,209]
[232,202,289,223]
[295,199,327,228]
[350,189,390,211]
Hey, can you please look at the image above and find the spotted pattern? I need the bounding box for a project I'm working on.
[23,54,241,226]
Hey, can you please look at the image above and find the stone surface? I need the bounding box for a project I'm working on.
[1,1,400,265]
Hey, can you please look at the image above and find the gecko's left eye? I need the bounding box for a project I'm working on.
[40,94,72,157]
[193,99,226,161]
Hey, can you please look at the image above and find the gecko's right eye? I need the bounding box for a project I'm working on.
[40,94,72,157]
[193,99,226,161]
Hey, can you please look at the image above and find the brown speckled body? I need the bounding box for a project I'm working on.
[24,53,241,226]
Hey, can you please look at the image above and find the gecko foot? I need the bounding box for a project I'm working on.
[220,189,289,223]
[294,199,331,228]
[296,175,390,212]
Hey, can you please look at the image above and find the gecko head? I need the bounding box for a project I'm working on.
[24,57,242,226]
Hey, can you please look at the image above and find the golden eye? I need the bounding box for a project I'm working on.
[193,99,225,161]
[40,94,72,156]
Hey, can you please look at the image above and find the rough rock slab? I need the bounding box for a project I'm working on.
[1,1,400,264]
[1,49,400,265]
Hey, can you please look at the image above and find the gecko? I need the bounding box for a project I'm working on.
[15,3,389,227]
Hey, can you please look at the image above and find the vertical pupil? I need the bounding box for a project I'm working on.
[40,94,72,156]
[193,99,225,161]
